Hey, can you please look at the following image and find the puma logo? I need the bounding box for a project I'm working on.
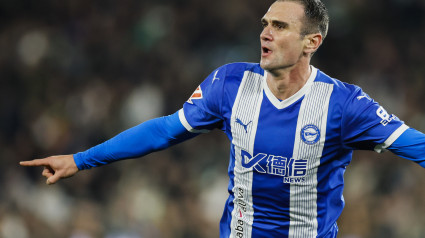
[236,118,252,133]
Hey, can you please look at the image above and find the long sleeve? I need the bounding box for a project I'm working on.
[73,110,197,170]
[388,127,425,168]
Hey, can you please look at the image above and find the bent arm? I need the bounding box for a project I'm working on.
[74,110,198,170]
[388,128,425,168]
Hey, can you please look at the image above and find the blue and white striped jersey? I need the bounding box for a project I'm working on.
[178,62,407,238]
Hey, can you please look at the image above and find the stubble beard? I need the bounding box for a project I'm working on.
[261,51,305,74]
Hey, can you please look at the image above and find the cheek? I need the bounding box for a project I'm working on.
[280,38,303,57]
[277,44,300,59]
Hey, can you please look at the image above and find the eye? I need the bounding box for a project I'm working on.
[261,21,268,28]
[274,23,285,30]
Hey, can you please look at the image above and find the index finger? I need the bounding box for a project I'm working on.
[20,158,49,167]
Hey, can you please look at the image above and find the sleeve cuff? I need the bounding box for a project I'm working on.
[374,124,409,153]
[73,152,91,170]
[178,109,210,133]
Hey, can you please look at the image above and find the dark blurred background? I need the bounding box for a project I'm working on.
[1,0,425,237]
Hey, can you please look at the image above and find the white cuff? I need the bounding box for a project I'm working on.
[374,124,409,153]
[178,109,210,134]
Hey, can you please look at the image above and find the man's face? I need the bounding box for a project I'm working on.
[260,1,307,72]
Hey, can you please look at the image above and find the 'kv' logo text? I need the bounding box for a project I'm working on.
[240,150,308,184]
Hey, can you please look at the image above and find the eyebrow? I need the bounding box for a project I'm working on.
[261,18,289,28]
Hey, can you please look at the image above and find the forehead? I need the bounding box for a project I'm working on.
[263,1,305,25]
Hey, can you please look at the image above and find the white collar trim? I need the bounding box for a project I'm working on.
[263,66,317,110]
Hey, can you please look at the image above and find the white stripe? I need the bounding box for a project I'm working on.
[289,82,334,238]
[229,70,264,238]
[178,109,210,133]
[374,124,409,153]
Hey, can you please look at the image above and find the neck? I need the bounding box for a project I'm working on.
[265,60,312,101]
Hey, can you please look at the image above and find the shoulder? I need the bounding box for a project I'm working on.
[218,62,264,79]
[314,67,363,100]
[204,63,263,93]
[194,63,263,101]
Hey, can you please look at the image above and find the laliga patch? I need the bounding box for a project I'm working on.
[187,85,203,104]
[301,124,320,145]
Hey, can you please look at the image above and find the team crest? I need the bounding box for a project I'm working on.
[301,124,320,145]
[187,85,203,104]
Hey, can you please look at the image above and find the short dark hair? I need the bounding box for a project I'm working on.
[276,0,329,40]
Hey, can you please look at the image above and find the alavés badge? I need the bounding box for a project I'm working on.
[301,124,320,145]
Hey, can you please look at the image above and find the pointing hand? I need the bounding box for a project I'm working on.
[20,155,79,185]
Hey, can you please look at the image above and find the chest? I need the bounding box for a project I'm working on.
[224,73,336,184]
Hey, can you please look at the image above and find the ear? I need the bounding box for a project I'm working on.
[303,33,322,55]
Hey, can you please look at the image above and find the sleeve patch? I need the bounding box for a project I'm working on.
[187,86,203,104]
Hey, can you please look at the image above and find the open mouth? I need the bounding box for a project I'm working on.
[262,47,272,56]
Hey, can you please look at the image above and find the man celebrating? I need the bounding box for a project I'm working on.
[21,0,425,237]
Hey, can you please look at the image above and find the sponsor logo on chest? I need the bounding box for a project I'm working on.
[240,149,308,184]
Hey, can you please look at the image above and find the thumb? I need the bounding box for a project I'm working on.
[46,172,62,185]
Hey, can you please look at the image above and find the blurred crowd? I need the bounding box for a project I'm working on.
[1,0,425,237]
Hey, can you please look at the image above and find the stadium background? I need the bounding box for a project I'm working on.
[1,0,425,237]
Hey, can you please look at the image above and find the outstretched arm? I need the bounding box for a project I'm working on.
[73,110,197,169]
[20,110,198,184]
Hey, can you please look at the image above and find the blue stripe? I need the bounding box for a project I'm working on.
[250,92,303,237]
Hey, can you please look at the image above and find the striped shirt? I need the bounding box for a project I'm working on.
[179,62,407,238]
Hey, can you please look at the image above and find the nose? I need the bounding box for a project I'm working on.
[260,26,273,41]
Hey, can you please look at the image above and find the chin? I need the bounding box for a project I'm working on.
[260,60,268,69]
[260,61,273,71]
[260,57,279,69]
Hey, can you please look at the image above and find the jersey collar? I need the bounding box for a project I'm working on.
[263,66,317,110]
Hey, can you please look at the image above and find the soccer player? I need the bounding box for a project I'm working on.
[20,0,425,237]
